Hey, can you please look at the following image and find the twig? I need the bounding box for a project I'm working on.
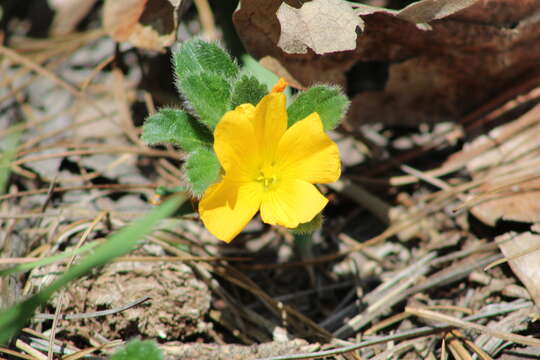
[35,296,151,321]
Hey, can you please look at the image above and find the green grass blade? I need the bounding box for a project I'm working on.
[0,195,184,344]
[0,241,101,277]
[110,339,163,360]
[0,130,20,195]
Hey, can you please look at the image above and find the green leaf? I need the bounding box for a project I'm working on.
[230,74,268,108]
[184,147,221,197]
[110,340,163,360]
[174,39,238,80]
[0,130,20,195]
[0,196,184,344]
[142,108,212,152]
[287,86,349,130]
[0,241,100,277]
[178,73,231,129]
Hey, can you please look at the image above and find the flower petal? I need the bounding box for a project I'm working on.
[275,113,340,184]
[214,104,259,180]
[252,93,287,161]
[199,178,263,242]
[260,179,328,228]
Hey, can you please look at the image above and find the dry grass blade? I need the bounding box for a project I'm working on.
[0,183,158,202]
[0,346,36,360]
[406,307,540,347]
[451,329,494,360]
[256,301,532,360]
[0,45,82,97]
[445,330,473,360]
[15,339,47,360]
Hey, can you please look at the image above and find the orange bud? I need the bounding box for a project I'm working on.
[271,77,288,93]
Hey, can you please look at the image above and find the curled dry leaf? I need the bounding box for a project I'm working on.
[234,0,540,126]
[276,0,363,55]
[497,231,540,306]
[103,0,186,51]
[446,102,540,226]
[395,0,478,28]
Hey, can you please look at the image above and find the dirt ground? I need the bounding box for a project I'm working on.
[2,1,540,359]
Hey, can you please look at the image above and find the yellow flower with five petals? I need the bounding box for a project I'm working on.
[199,81,341,242]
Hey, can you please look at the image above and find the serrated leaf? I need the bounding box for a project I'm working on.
[287,86,349,130]
[230,74,268,108]
[174,39,239,79]
[178,72,231,129]
[185,147,221,197]
[110,340,163,360]
[142,108,212,152]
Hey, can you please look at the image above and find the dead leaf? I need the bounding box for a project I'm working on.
[497,232,540,306]
[448,102,540,225]
[276,0,363,54]
[234,0,540,126]
[396,0,479,27]
[259,56,305,90]
[275,0,477,54]
[103,0,183,51]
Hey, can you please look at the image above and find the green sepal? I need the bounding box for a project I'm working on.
[173,39,239,80]
[142,108,213,152]
[178,72,231,130]
[110,340,163,360]
[184,147,221,197]
[230,74,268,108]
[287,86,349,130]
[291,213,323,234]
[155,185,189,196]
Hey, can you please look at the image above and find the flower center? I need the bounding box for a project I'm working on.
[255,164,280,191]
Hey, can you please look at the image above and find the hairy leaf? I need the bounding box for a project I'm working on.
[184,147,221,197]
[287,86,349,130]
[230,74,268,108]
[142,108,212,152]
[177,72,232,129]
[174,39,238,80]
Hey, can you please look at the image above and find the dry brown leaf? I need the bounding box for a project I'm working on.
[275,0,477,54]
[396,0,479,27]
[259,56,306,90]
[449,102,540,225]
[497,232,540,306]
[234,0,540,126]
[276,0,363,54]
[103,0,183,51]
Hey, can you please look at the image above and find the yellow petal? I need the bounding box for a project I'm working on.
[275,113,341,184]
[252,93,287,161]
[214,104,259,180]
[199,178,263,242]
[260,179,328,228]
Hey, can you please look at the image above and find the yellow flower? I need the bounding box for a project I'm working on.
[199,83,341,242]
